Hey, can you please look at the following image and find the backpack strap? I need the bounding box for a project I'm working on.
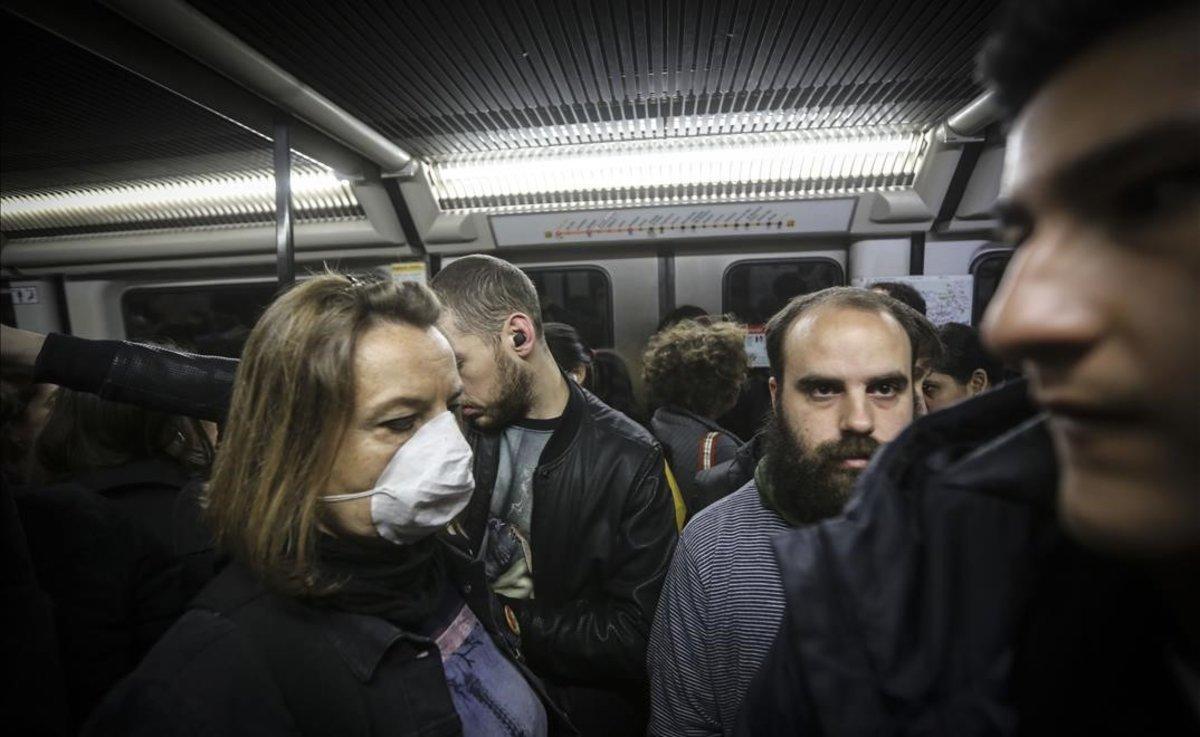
[698,431,722,471]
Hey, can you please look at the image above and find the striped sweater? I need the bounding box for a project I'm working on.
[646,480,792,737]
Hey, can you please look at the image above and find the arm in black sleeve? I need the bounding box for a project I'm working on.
[33,333,237,423]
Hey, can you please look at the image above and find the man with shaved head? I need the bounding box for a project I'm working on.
[647,288,938,737]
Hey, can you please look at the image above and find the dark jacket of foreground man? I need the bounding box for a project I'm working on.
[34,333,676,734]
[735,380,1199,737]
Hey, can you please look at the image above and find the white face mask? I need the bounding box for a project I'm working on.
[322,411,474,544]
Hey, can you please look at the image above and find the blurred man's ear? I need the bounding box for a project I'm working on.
[967,368,990,397]
[768,375,779,405]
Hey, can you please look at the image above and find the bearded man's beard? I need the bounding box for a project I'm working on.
[472,348,535,430]
[760,407,880,525]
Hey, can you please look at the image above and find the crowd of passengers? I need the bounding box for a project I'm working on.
[2,0,1197,735]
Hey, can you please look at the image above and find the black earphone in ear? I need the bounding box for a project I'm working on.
[513,331,528,347]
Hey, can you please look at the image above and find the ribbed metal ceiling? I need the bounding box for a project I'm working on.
[1,13,363,237]
[189,0,1000,159]
[0,14,269,191]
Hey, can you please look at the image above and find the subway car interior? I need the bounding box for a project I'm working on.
[4,1,1197,736]
[1,0,1008,403]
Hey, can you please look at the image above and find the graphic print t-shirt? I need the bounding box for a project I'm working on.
[488,417,559,599]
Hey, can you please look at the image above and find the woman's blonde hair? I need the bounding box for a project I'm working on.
[205,273,441,595]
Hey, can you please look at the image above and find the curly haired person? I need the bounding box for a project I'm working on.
[643,319,749,517]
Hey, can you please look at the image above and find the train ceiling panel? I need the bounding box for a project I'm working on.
[189,0,999,157]
[2,0,1001,242]
[188,0,998,212]
[1,16,265,189]
[0,13,363,238]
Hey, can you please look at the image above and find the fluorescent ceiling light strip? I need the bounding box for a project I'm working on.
[408,107,912,154]
[0,167,359,232]
[429,127,927,212]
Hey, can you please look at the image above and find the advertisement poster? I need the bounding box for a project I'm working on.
[851,275,973,325]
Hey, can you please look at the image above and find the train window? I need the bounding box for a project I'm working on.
[121,282,277,358]
[722,259,845,326]
[970,251,1013,326]
[524,267,614,349]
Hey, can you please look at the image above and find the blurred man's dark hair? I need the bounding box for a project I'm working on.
[978,0,1194,120]
[867,281,927,316]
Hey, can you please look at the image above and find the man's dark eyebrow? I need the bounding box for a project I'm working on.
[866,372,910,389]
[1050,119,1200,197]
[795,375,845,391]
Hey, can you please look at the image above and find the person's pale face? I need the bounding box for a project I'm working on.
[769,306,915,469]
[323,321,463,538]
[922,371,973,413]
[982,12,1200,555]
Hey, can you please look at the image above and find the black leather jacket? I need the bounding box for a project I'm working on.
[458,380,677,690]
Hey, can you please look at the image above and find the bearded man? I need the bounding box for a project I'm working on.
[429,255,678,737]
[645,287,938,737]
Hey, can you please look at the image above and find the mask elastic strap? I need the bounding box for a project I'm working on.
[321,489,380,503]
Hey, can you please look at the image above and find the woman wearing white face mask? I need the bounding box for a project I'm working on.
[85,274,566,737]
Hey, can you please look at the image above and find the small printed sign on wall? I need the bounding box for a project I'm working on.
[850,275,973,326]
[6,286,40,305]
[745,325,768,369]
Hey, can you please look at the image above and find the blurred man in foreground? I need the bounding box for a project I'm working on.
[737,0,1200,734]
